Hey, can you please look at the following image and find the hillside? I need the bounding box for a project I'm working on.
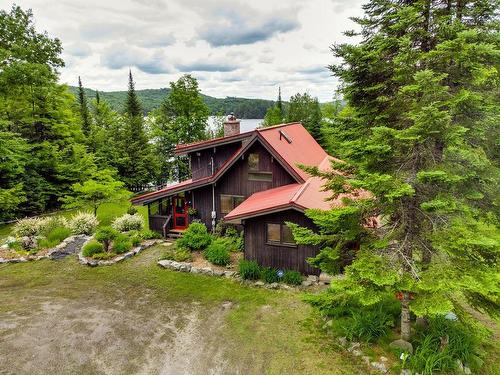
[68,86,275,118]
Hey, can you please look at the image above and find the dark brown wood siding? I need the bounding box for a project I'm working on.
[190,142,242,180]
[244,210,320,275]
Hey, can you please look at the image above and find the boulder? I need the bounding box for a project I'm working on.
[21,236,37,250]
[307,275,318,283]
[338,336,348,348]
[213,270,225,277]
[371,361,388,373]
[318,272,333,284]
[390,339,413,354]
[179,264,191,272]
[265,282,279,289]
[254,281,265,287]
[301,280,313,287]
[199,267,213,275]
[224,271,236,278]
[361,356,371,365]
[190,267,200,274]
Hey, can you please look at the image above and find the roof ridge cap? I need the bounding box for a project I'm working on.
[291,181,310,203]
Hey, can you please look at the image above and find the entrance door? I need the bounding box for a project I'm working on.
[173,196,188,230]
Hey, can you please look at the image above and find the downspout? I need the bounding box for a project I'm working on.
[211,155,216,233]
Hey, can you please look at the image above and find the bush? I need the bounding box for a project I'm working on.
[131,235,141,247]
[282,270,302,285]
[69,212,99,235]
[176,222,213,251]
[95,226,118,252]
[127,205,138,215]
[141,230,161,239]
[112,213,144,232]
[7,241,22,252]
[113,239,132,254]
[13,217,46,237]
[238,259,261,280]
[39,216,68,236]
[38,226,72,249]
[160,245,193,262]
[343,307,394,342]
[203,238,231,266]
[82,241,104,257]
[261,267,280,283]
[409,316,483,374]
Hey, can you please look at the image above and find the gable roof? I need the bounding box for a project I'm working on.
[132,122,330,205]
[224,156,371,223]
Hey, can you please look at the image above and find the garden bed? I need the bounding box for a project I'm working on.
[0,235,90,264]
[78,238,163,266]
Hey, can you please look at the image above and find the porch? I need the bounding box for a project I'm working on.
[147,193,192,237]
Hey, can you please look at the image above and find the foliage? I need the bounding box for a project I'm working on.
[38,226,71,249]
[82,241,104,257]
[160,244,193,262]
[113,237,132,254]
[286,93,324,146]
[343,307,394,343]
[203,238,231,266]
[282,270,302,286]
[238,259,261,280]
[296,0,500,342]
[127,205,138,215]
[91,252,114,260]
[13,217,45,237]
[152,74,210,181]
[77,76,91,136]
[140,229,162,240]
[214,221,244,251]
[68,212,99,235]
[261,267,280,283]
[111,213,144,232]
[94,226,118,252]
[61,169,130,216]
[130,235,141,247]
[176,222,213,251]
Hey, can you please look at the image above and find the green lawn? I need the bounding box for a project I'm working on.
[0,201,147,240]
[0,245,367,374]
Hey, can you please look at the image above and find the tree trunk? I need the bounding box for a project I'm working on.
[401,292,412,341]
[94,205,98,217]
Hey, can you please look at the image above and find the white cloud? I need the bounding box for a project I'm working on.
[10,0,365,101]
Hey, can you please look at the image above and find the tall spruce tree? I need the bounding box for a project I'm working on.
[77,76,91,136]
[119,70,158,188]
[263,87,285,127]
[291,0,499,342]
[286,92,324,146]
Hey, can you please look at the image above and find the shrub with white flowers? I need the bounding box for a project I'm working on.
[112,214,144,232]
[13,217,47,237]
[68,212,99,235]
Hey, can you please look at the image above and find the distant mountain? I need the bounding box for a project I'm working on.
[68,86,275,119]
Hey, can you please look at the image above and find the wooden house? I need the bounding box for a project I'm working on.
[132,116,349,274]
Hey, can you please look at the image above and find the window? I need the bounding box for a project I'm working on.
[266,223,297,246]
[248,172,272,182]
[248,153,259,171]
[220,194,245,214]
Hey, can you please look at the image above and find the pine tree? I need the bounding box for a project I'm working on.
[118,71,158,188]
[77,76,91,136]
[286,93,324,146]
[277,86,283,120]
[291,0,499,342]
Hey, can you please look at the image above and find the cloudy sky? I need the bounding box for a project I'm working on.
[10,0,365,101]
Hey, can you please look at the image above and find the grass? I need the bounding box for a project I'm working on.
[0,201,148,241]
[0,245,366,374]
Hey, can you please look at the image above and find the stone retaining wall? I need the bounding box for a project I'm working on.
[78,239,162,266]
[0,235,90,264]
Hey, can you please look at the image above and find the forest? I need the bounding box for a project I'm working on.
[0,1,499,374]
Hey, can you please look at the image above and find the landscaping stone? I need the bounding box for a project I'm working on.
[265,282,279,289]
[390,339,413,354]
[213,270,225,276]
[338,337,348,348]
[371,361,388,373]
[224,271,236,278]
[79,240,162,267]
[301,280,313,287]
[348,342,361,352]
[400,370,411,375]
[21,236,37,250]
[199,267,213,275]
[48,235,90,260]
[254,281,265,287]
[190,267,201,274]
[318,272,333,284]
[352,349,363,357]
[379,356,388,362]
[362,356,371,365]
[307,275,318,283]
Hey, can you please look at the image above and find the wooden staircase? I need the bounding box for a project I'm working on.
[167,229,186,240]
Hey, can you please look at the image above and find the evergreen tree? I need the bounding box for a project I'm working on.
[277,86,283,119]
[291,0,499,342]
[286,93,324,146]
[153,74,209,182]
[262,87,285,127]
[77,76,91,136]
[119,71,158,188]
[0,5,95,216]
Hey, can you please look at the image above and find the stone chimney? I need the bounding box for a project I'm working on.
[223,113,240,137]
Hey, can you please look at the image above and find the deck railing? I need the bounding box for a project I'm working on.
[162,215,172,238]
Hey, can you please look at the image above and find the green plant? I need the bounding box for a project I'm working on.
[176,222,212,251]
[131,236,141,247]
[7,241,22,251]
[95,226,118,252]
[82,241,104,257]
[112,213,144,232]
[160,246,193,262]
[141,229,161,239]
[13,217,45,237]
[343,307,394,342]
[261,267,280,283]
[282,270,302,285]
[68,212,99,235]
[203,239,231,266]
[409,335,456,375]
[37,226,71,249]
[113,240,132,254]
[127,205,138,215]
[238,259,261,280]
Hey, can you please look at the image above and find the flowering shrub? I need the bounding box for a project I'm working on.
[112,214,144,232]
[68,212,99,235]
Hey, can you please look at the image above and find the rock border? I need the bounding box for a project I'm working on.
[79,239,163,266]
[0,235,90,264]
[157,259,332,290]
